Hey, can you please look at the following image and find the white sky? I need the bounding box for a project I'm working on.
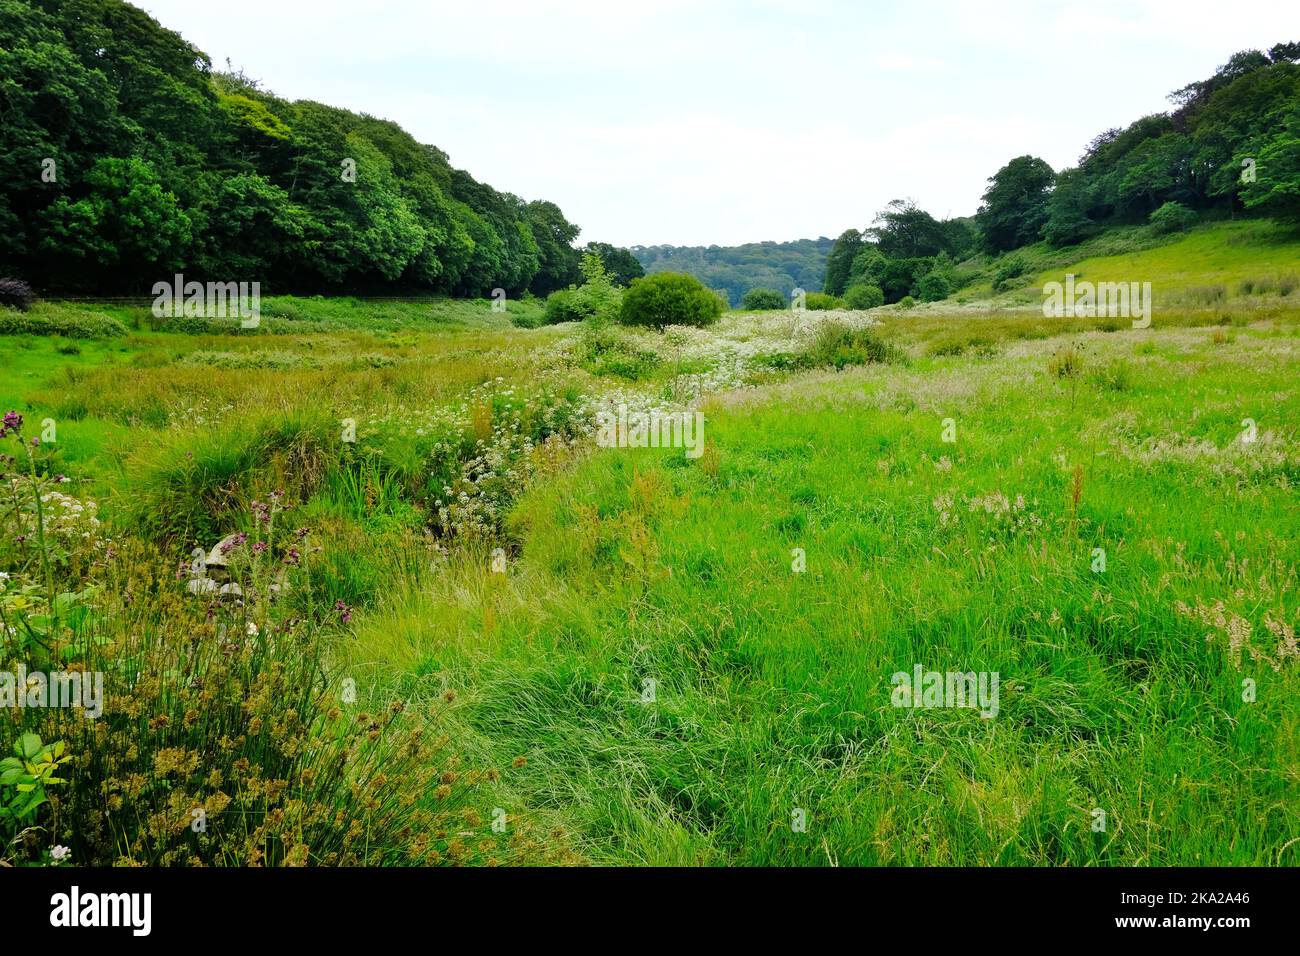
[138,0,1300,247]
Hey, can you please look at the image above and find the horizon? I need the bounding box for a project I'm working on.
[137,0,1300,248]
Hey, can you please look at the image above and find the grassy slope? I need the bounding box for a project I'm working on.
[948,219,1300,307]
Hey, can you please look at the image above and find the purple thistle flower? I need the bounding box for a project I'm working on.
[220,532,249,555]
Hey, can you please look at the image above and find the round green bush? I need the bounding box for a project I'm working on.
[915,273,951,302]
[804,292,842,310]
[620,272,723,329]
[741,287,786,311]
[842,283,885,310]
[543,288,585,324]
[1148,201,1198,235]
[896,295,917,310]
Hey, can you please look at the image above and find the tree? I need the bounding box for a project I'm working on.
[977,156,1056,253]
[822,229,863,296]
[38,157,193,284]
[584,242,645,287]
[1042,168,1095,246]
[1239,111,1300,222]
[741,288,785,310]
[525,200,581,296]
[869,199,953,258]
[543,252,621,325]
[842,283,884,309]
[620,272,722,329]
[914,272,950,302]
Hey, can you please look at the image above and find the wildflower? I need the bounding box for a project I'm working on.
[335,600,353,625]
[50,845,71,863]
[219,532,248,555]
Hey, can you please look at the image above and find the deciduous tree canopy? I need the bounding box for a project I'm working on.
[0,0,588,296]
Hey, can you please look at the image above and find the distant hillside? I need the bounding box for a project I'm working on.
[631,238,834,306]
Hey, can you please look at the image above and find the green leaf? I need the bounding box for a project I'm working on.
[18,733,42,760]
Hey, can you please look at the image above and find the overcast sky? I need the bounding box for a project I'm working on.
[138,0,1299,247]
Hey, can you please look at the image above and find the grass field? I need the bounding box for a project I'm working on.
[2,242,1298,865]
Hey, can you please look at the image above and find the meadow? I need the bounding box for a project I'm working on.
[1,258,1298,865]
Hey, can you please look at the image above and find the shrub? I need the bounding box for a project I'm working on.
[544,253,622,326]
[914,272,951,302]
[0,304,127,338]
[543,288,585,325]
[509,308,544,329]
[842,283,885,310]
[804,292,842,310]
[741,288,786,311]
[619,272,723,329]
[149,314,268,335]
[1148,201,1198,235]
[799,320,900,369]
[896,295,917,310]
[0,278,35,311]
[992,256,1027,293]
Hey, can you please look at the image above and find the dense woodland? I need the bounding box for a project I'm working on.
[632,238,836,307]
[1,0,1296,306]
[0,0,604,296]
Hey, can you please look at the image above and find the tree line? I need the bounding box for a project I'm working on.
[822,42,1300,305]
[0,0,633,297]
[632,238,836,307]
